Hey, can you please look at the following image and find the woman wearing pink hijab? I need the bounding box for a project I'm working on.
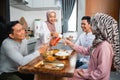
[64,13,120,80]
[35,10,58,50]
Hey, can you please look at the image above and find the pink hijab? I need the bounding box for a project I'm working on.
[46,10,56,32]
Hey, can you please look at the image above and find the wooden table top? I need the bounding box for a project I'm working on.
[18,51,77,77]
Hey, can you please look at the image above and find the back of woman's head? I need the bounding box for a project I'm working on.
[91,13,119,45]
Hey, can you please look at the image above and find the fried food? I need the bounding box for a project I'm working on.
[51,49,59,54]
[45,55,56,62]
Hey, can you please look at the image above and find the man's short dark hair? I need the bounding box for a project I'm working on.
[81,16,91,24]
[7,21,19,35]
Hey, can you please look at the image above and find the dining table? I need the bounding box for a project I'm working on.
[18,50,77,80]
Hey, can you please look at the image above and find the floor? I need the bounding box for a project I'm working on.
[110,71,120,80]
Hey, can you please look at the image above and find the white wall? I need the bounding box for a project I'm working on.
[10,0,85,34]
[10,6,25,21]
[10,6,62,33]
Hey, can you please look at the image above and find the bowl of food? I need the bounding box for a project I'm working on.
[51,49,59,54]
[45,55,56,62]
[52,49,60,54]
[55,50,70,59]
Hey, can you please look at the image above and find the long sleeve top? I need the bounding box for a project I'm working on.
[73,41,113,80]
[75,32,95,48]
[35,21,52,50]
[75,32,95,63]
[0,38,40,74]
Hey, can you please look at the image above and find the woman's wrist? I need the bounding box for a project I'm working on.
[69,42,74,48]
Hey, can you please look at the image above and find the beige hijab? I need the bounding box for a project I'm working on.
[46,10,56,32]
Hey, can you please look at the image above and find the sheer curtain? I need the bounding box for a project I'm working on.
[62,0,76,33]
[68,2,77,31]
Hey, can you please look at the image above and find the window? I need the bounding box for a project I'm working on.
[68,2,77,31]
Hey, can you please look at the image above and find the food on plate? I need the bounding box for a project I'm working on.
[55,51,70,59]
[45,55,56,62]
[51,49,59,54]
[34,61,44,68]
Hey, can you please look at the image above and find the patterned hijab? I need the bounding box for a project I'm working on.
[91,13,120,72]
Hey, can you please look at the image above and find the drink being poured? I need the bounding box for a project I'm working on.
[50,34,62,46]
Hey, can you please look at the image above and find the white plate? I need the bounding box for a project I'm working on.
[55,50,72,56]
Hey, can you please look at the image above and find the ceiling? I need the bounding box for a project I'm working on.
[10,0,61,11]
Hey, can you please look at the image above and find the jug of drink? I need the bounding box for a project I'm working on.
[50,34,62,46]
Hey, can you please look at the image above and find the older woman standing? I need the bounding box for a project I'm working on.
[64,13,120,80]
[35,10,58,50]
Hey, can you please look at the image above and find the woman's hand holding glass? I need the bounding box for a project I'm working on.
[66,35,73,41]
[63,38,74,48]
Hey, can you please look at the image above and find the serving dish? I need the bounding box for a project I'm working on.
[34,60,64,70]
[54,50,72,59]
[44,55,56,62]
[50,49,59,54]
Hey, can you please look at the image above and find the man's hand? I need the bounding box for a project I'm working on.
[38,43,49,54]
